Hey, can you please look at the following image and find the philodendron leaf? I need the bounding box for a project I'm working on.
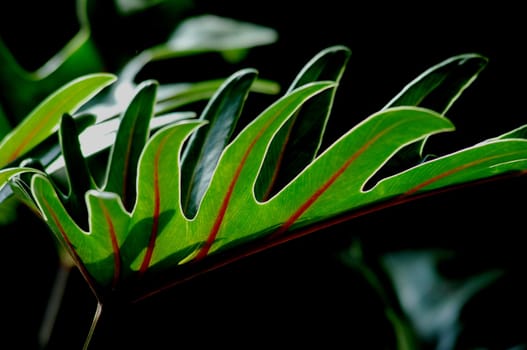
[22,48,527,305]
[28,82,330,290]
[255,45,351,200]
[180,68,258,218]
[103,80,158,211]
[0,73,116,169]
[130,82,335,273]
[31,120,203,290]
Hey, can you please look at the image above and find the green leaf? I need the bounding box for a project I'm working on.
[45,111,196,175]
[31,174,131,290]
[379,53,488,175]
[0,167,42,190]
[103,80,158,211]
[59,113,97,229]
[255,107,455,236]
[186,81,338,260]
[371,138,527,198]
[20,47,527,305]
[180,68,258,218]
[3,112,97,180]
[128,82,334,273]
[126,120,205,275]
[255,45,351,200]
[29,81,333,287]
[0,73,116,169]
[383,53,488,113]
[0,166,46,218]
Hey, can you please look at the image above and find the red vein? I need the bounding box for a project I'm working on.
[99,198,121,289]
[132,154,527,303]
[404,151,527,195]
[138,134,169,276]
[276,146,525,238]
[403,156,496,196]
[195,112,282,261]
[42,198,99,298]
[272,127,389,237]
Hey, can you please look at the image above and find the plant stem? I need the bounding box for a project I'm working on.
[83,301,103,350]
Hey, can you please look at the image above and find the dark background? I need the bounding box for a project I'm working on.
[1,1,526,349]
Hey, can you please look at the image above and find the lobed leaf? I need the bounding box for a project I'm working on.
[226,107,455,240]
[30,81,335,286]
[17,46,527,303]
[188,81,338,259]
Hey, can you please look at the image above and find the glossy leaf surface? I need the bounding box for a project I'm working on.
[0,73,116,168]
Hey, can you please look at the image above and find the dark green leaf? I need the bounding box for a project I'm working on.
[255,45,351,200]
[59,113,97,229]
[371,54,488,182]
[103,80,158,211]
[180,68,258,217]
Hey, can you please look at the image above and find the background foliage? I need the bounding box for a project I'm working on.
[1,1,526,349]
